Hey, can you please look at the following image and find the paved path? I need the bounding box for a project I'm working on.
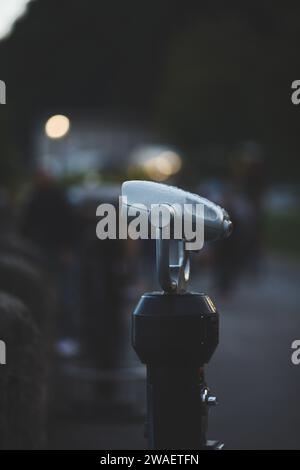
[49,256,300,449]
[203,256,300,449]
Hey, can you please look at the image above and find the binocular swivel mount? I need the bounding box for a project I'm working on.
[122,181,232,450]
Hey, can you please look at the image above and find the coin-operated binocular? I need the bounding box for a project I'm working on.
[122,181,232,450]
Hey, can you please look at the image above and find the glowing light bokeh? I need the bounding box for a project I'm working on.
[144,151,182,181]
[45,115,70,139]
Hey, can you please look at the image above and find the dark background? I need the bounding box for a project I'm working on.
[0,0,299,450]
[1,0,300,182]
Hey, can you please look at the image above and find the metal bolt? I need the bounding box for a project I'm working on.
[206,395,218,406]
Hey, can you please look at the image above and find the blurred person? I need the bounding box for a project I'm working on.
[232,143,267,274]
[22,169,77,255]
[213,188,256,297]
[22,169,81,346]
[198,179,255,298]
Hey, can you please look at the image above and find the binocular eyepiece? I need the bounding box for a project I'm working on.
[122,180,233,293]
[122,180,232,243]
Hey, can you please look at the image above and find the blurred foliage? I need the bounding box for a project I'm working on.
[156,7,300,180]
[0,110,22,191]
[263,210,300,257]
[0,0,299,183]
[59,169,126,187]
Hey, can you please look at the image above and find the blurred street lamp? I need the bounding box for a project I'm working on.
[130,146,183,182]
[157,151,182,174]
[45,114,70,139]
[144,150,182,181]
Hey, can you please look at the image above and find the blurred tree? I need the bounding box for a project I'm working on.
[0,0,299,181]
[155,2,300,180]
[0,0,199,164]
